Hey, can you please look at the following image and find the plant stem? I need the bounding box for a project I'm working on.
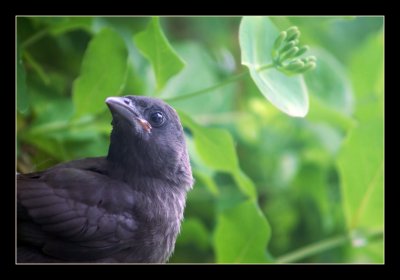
[256,63,274,72]
[275,228,383,263]
[20,29,49,49]
[164,71,249,102]
[24,52,50,85]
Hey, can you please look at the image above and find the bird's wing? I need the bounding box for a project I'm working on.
[17,161,140,261]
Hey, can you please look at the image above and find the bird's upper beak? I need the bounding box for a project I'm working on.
[106,96,152,133]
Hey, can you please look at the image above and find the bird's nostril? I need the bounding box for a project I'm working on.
[123,98,131,105]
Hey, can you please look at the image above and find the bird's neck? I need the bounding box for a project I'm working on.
[107,127,167,184]
[107,126,193,189]
[107,128,142,173]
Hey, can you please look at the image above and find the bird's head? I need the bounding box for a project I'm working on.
[106,95,192,187]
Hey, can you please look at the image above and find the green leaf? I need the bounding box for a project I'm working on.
[350,31,384,102]
[30,17,92,35]
[195,127,238,172]
[17,40,29,114]
[239,16,309,117]
[29,97,74,128]
[307,95,355,132]
[73,28,128,118]
[134,17,185,90]
[160,42,236,115]
[214,200,271,263]
[177,218,211,251]
[23,129,108,162]
[337,118,383,230]
[24,52,50,85]
[186,135,220,196]
[194,170,219,196]
[350,233,384,263]
[21,134,67,161]
[304,48,354,115]
[293,163,334,232]
[49,17,93,35]
[178,111,256,199]
[337,31,384,230]
[232,169,257,200]
[178,111,237,171]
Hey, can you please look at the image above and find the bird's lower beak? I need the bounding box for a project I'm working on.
[106,97,152,133]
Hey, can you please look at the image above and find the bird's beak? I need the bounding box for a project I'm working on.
[106,97,152,133]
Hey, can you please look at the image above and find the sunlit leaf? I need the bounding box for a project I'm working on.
[350,31,384,102]
[186,136,220,196]
[304,48,354,115]
[214,200,271,263]
[239,16,309,117]
[73,28,128,118]
[232,169,257,199]
[134,17,185,90]
[307,95,355,132]
[337,31,384,231]
[179,111,256,199]
[195,127,238,171]
[337,118,383,230]
[179,111,237,171]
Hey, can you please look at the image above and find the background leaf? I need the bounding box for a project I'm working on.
[134,17,185,90]
[160,42,236,115]
[214,200,271,263]
[239,16,309,117]
[304,48,354,115]
[49,17,93,35]
[337,31,384,231]
[179,111,256,199]
[73,28,128,118]
[17,41,29,114]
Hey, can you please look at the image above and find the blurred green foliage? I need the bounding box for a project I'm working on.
[16,16,384,263]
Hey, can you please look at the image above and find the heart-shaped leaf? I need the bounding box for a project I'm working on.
[73,28,128,119]
[134,17,185,90]
[178,111,257,199]
[214,200,271,263]
[337,31,384,231]
[239,16,309,117]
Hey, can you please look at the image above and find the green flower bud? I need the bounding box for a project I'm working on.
[280,40,296,53]
[285,26,299,39]
[287,30,301,42]
[300,57,308,64]
[293,45,309,57]
[307,55,317,62]
[296,61,317,73]
[285,60,305,71]
[273,31,287,50]
[280,46,299,62]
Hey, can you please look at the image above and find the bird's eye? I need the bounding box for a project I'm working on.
[123,98,132,106]
[149,112,165,127]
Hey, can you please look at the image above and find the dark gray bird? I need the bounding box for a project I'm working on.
[17,95,193,263]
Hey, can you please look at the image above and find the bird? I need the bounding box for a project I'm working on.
[17,95,193,263]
